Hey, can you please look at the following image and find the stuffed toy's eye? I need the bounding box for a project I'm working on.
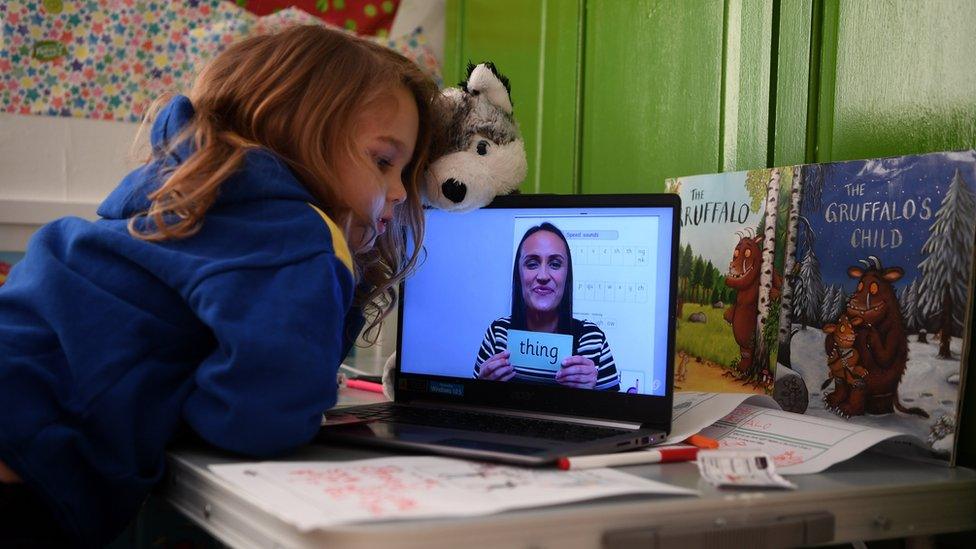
[476,140,489,156]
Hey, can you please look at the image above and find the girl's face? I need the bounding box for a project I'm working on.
[519,231,569,314]
[337,85,419,250]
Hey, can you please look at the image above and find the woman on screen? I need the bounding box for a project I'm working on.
[473,223,620,390]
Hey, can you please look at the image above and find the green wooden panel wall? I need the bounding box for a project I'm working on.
[445,0,976,186]
[580,0,726,193]
[770,0,813,166]
[807,0,976,162]
[444,0,581,194]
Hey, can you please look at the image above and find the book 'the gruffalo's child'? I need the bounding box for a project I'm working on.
[780,150,976,463]
[666,168,792,396]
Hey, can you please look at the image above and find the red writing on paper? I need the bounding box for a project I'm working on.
[287,465,442,516]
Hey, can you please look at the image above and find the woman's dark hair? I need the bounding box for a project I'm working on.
[511,222,574,333]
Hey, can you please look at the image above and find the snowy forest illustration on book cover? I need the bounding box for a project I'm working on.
[666,168,789,395]
[779,150,976,461]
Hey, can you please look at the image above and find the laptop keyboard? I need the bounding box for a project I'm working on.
[339,403,633,443]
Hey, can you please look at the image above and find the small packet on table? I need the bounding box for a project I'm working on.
[696,450,797,490]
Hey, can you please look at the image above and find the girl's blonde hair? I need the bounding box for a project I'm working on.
[131,25,440,341]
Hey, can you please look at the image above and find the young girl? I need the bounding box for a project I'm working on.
[0,25,439,546]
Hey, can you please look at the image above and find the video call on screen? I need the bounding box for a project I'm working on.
[400,206,673,397]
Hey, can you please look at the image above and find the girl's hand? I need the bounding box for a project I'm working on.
[478,351,515,381]
[555,356,597,389]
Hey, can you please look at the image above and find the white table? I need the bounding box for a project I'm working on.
[162,389,976,548]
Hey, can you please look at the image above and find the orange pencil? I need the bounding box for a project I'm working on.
[683,433,719,449]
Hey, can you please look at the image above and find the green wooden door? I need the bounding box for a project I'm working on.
[580,0,775,193]
[444,0,582,194]
[445,0,976,187]
[802,0,976,162]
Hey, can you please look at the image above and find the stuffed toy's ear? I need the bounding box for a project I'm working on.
[424,62,527,212]
[463,62,513,115]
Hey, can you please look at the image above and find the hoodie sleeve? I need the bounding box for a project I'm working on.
[181,250,355,458]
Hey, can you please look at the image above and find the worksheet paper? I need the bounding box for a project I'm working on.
[699,403,914,475]
[210,457,697,531]
[667,391,780,443]
[659,392,924,475]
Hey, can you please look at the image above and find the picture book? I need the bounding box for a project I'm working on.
[666,168,794,396]
[781,150,976,463]
[670,150,975,464]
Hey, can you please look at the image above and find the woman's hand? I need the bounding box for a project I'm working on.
[478,351,516,381]
[555,356,597,389]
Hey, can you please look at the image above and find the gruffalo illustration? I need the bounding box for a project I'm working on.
[724,230,781,374]
[824,256,928,418]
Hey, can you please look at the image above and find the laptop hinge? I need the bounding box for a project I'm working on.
[404,400,645,430]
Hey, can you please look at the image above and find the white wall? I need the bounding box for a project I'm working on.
[0,113,142,204]
[0,114,141,248]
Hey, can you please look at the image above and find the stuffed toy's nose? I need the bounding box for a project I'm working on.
[441,178,467,203]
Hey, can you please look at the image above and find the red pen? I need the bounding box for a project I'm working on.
[557,446,699,470]
[345,379,385,394]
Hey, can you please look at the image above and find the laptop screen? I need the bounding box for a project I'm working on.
[399,200,675,398]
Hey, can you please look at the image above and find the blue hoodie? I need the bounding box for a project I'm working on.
[0,96,360,545]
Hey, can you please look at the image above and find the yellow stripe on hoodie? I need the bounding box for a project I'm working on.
[307,204,354,275]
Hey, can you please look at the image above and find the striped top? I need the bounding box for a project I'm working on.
[473,316,621,391]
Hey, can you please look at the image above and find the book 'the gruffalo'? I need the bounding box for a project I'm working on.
[666,168,792,396]
[780,150,976,463]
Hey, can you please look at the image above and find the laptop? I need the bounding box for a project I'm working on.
[319,193,680,465]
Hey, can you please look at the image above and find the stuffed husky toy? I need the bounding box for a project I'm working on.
[424,62,527,212]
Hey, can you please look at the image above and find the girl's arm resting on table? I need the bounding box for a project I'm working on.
[182,251,355,458]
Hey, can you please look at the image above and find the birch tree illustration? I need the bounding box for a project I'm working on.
[776,167,802,368]
[744,168,781,386]
[916,168,976,358]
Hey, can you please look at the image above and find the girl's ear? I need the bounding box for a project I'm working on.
[848,266,864,279]
[851,316,864,327]
[823,324,837,334]
[753,234,763,244]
